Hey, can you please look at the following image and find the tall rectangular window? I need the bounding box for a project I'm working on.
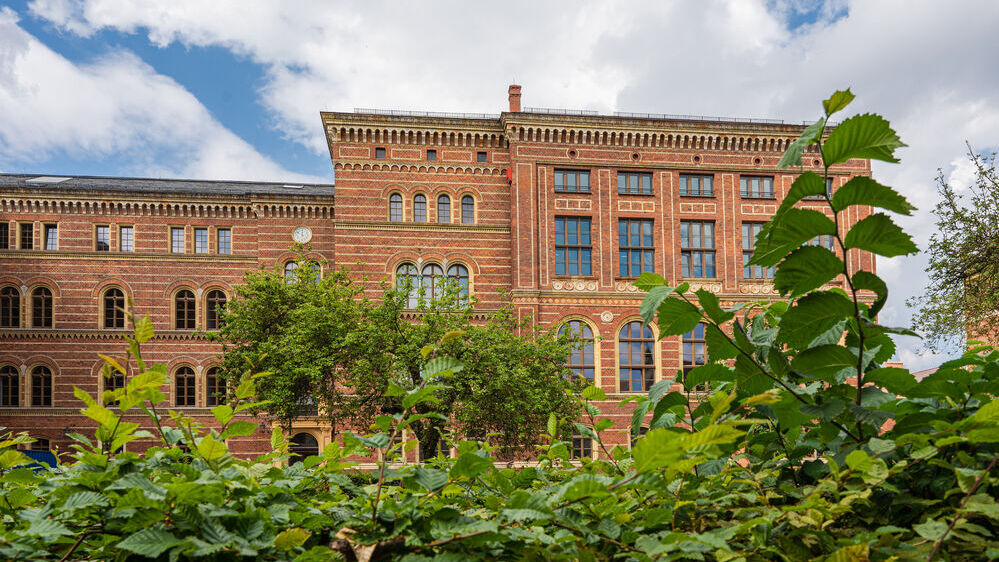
[678,174,714,197]
[682,324,709,392]
[680,221,715,278]
[119,226,134,252]
[618,172,653,195]
[554,217,592,276]
[194,228,208,254]
[0,223,8,249]
[171,227,185,253]
[95,225,110,252]
[806,234,836,251]
[554,169,590,193]
[217,228,231,254]
[740,175,774,198]
[742,223,774,279]
[618,219,654,277]
[44,225,58,250]
[19,223,33,250]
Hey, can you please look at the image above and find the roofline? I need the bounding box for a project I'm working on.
[0,172,333,188]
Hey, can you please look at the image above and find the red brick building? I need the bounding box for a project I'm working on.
[0,86,872,459]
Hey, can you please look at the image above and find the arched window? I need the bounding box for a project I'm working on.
[0,365,18,406]
[446,264,470,303]
[174,366,196,406]
[389,193,403,221]
[205,290,226,330]
[560,320,594,381]
[30,365,51,407]
[289,432,319,465]
[175,290,196,330]
[1,286,20,328]
[205,367,225,406]
[31,287,52,328]
[396,263,419,308]
[103,288,125,329]
[461,195,475,224]
[437,194,451,223]
[413,194,427,222]
[420,264,444,302]
[618,321,654,392]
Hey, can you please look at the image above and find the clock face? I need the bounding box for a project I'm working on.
[292,226,312,244]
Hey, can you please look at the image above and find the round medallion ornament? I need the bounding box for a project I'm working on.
[292,226,312,244]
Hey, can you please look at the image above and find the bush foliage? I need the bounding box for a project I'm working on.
[1,91,997,560]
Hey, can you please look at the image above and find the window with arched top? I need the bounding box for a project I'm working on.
[396,263,419,308]
[30,365,51,407]
[413,194,427,223]
[420,263,444,302]
[0,365,18,406]
[174,290,196,330]
[205,290,226,330]
[618,321,655,392]
[285,261,320,284]
[174,366,196,406]
[103,288,125,329]
[389,193,403,221]
[559,320,594,381]
[289,432,319,465]
[446,264,469,303]
[1,286,20,328]
[437,195,451,223]
[461,196,475,224]
[205,367,225,406]
[31,287,52,328]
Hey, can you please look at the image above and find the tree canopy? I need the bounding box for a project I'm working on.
[910,146,999,351]
[215,256,580,458]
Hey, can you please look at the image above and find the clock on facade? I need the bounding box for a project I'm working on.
[292,226,312,243]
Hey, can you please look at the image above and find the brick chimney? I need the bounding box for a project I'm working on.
[508,84,522,112]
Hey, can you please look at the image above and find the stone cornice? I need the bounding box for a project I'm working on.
[0,250,258,263]
[333,220,510,233]
[332,161,504,175]
[0,329,212,341]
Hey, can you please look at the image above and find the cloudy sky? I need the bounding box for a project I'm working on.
[1,0,996,369]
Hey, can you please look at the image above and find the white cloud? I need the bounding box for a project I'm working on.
[21,0,999,367]
[0,7,322,182]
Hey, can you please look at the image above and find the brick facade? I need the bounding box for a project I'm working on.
[0,86,872,460]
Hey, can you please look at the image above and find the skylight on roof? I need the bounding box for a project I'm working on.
[26,176,71,184]
[282,184,304,189]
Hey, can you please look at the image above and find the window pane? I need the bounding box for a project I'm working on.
[44,225,57,250]
[120,226,134,252]
[217,229,231,254]
[171,228,184,253]
[96,226,109,252]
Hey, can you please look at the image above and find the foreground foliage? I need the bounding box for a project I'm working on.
[0,90,997,560]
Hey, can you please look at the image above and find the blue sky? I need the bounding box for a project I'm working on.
[1,0,998,370]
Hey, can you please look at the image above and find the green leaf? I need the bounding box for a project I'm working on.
[133,315,154,343]
[705,324,739,360]
[274,528,311,550]
[774,246,844,297]
[99,354,126,375]
[696,289,732,323]
[734,354,772,395]
[632,428,683,473]
[799,399,845,421]
[582,385,606,401]
[656,298,703,337]
[822,113,906,166]
[197,434,228,461]
[750,208,837,267]
[235,377,255,400]
[791,345,858,384]
[211,404,234,426]
[117,527,184,557]
[450,452,493,479]
[823,89,856,116]
[913,518,949,541]
[546,413,557,437]
[26,518,72,540]
[778,120,826,169]
[844,213,918,257]
[63,491,109,512]
[402,386,439,410]
[219,421,258,440]
[852,271,888,316]
[773,172,827,221]
[845,449,873,472]
[778,292,854,348]
[634,271,667,291]
[422,356,464,379]
[831,176,915,215]
[640,285,678,324]
[648,379,675,404]
[684,364,733,392]
[413,467,448,491]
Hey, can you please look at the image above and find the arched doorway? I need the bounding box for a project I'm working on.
[289,432,319,465]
